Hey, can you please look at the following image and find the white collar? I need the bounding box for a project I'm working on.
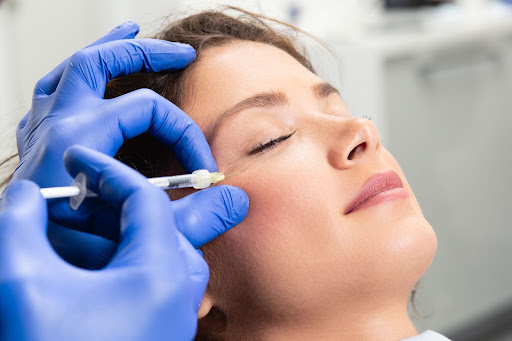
[401,330,452,341]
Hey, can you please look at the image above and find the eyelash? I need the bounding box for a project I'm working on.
[249,130,297,155]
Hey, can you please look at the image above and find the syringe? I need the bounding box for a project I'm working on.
[39,170,225,210]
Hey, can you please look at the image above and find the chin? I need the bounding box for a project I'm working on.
[353,214,437,299]
[391,215,437,290]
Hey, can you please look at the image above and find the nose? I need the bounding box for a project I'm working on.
[326,118,381,170]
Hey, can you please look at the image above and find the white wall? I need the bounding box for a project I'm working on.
[0,1,23,183]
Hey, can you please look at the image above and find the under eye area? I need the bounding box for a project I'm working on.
[249,130,297,155]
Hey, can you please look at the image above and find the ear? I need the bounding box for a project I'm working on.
[198,289,214,319]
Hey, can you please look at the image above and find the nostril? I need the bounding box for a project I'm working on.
[347,142,366,161]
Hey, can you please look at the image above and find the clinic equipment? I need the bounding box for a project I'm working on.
[40,170,225,210]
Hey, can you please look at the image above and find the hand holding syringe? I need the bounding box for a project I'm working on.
[40,170,225,210]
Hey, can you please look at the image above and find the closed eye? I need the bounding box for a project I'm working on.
[249,130,297,155]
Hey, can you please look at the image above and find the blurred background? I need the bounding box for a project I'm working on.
[1,0,511,339]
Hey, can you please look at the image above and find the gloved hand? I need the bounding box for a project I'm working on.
[0,145,248,341]
[10,22,222,267]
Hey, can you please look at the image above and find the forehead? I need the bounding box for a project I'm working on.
[184,41,320,132]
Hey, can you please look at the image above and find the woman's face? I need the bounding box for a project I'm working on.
[183,41,437,324]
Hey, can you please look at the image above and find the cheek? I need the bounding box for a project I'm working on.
[210,154,344,310]
[226,159,335,268]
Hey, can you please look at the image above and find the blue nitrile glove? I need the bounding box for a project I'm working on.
[0,145,248,341]
[10,22,221,267]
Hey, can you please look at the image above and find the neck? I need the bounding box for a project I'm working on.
[227,299,418,341]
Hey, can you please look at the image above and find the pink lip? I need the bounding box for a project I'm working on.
[344,170,409,215]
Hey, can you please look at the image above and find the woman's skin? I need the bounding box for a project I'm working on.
[180,41,438,340]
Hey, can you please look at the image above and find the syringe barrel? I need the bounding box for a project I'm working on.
[147,170,214,190]
[148,174,196,189]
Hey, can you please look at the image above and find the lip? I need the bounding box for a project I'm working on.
[344,170,409,215]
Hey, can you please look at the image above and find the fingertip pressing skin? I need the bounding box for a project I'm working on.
[219,185,249,225]
[173,185,249,248]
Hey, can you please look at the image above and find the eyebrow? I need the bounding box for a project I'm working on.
[208,81,340,142]
[312,82,340,100]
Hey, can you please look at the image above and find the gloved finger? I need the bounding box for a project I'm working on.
[48,222,118,270]
[17,110,30,132]
[33,21,140,97]
[64,145,159,211]
[48,197,121,242]
[63,145,181,268]
[102,88,217,171]
[58,39,195,99]
[173,185,249,248]
[0,181,56,266]
[176,232,209,311]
